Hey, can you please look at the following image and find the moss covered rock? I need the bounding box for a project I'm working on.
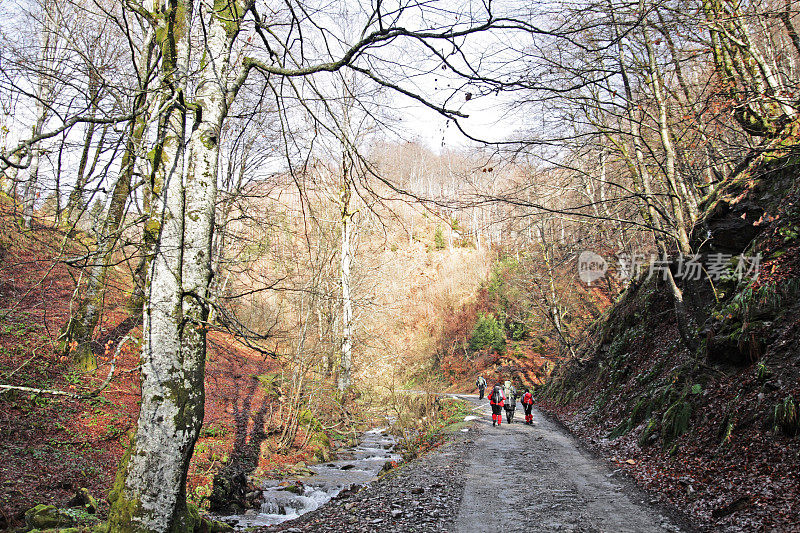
[200,517,235,532]
[25,504,76,530]
[67,488,98,514]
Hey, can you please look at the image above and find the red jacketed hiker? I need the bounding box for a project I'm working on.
[489,384,505,426]
[521,388,534,424]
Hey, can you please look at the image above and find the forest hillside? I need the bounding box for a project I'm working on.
[533,152,800,531]
[3,0,800,531]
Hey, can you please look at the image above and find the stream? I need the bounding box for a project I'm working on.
[220,428,400,529]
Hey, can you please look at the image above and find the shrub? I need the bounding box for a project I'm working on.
[509,320,529,341]
[661,400,692,442]
[773,396,799,436]
[468,312,506,353]
[434,226,446,250]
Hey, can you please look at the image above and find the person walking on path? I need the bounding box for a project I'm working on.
[521,388,534,425]
[476,376,487,400]
[504,386,517,424]
[504,381,517,403]
[489,383,505,426]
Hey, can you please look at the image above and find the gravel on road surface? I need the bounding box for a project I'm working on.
[260,394,695,533]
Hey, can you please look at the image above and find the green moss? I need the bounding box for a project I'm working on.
[106,432,143,532]
[144,219,161,242]
[661,400,692,443]
[213,0,243,37]
[309,428,332,462]
[73,345,98,372]
[58,314,99,372]
[203,518,234,532]
[256,372,283,399]
[25,505,76,530]
[184,502,201,532]
[279,484,303,495]
[200,130,217,150]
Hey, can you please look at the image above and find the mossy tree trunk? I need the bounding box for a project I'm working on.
[107,0,246,530]
[703,0,797,136]
[107,0,195,529]
[59,30,157,372]
[64,70,104,226]
[609,8,699,351]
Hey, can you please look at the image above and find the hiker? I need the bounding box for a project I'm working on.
[489,383,505,426]
[504,387,517,424]
[504,380,517,403]
[521,388,534,425]
[476,375,487,399]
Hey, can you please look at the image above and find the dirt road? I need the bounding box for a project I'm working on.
[265,394,692,533]
[453,394,688,532]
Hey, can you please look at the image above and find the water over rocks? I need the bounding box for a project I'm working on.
[219,428,402,529]
[257,429,471,533]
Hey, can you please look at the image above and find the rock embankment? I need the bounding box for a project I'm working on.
[259,430,471,533]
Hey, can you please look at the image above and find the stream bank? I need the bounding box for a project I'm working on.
[254,395,695,533]
[256,422,472,533]
[215,428,400,530]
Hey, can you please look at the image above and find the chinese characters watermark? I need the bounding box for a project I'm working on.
[578,251,761,283]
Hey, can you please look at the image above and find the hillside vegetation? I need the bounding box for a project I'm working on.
[0,185,494,528]
[537,153,800,531]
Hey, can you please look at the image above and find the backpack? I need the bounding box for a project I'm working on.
[491,387,502,403]
[522,392,533,404]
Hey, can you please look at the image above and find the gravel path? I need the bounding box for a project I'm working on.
[259,394,694,533]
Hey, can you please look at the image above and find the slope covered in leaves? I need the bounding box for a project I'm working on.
[538,153,800,531]
[0,208,331,527]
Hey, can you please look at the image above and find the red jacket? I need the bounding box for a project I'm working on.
[489,388,505,407]
[522,392,534,405]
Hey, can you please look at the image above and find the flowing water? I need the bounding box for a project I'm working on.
[221,428,400,529]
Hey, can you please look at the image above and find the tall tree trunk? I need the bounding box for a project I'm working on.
[107,0,243,528]
[21,147,41,228]
[645,30,691,254]
[58,118,143,370]
[65,74,102,225]
[0,163,18,197]
[338,170,354,391]
[58,24,157,370]
[612,4,698,350]
[21,4,57,228]
[704,0,795,135]
[107,1,196,530]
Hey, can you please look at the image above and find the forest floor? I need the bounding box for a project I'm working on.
[0,215,326,529]
[261,395,694,533]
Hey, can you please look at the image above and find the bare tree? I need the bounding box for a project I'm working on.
[103,0,528,530]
